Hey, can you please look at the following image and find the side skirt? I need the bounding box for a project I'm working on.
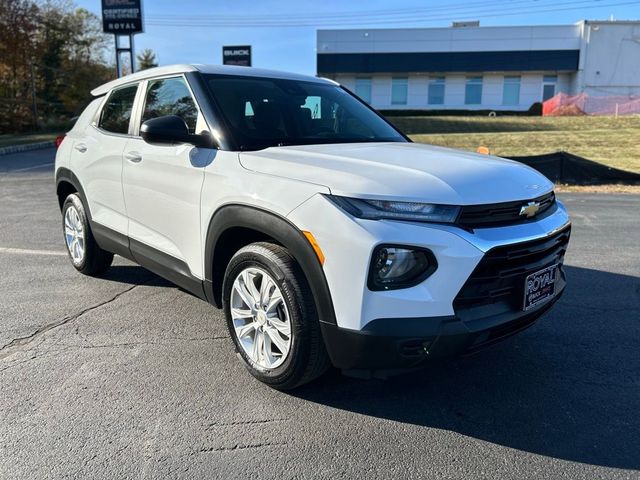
[91,221,207,302]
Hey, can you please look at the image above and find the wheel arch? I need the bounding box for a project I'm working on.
[204,204,337,325]
[55,168,90,218]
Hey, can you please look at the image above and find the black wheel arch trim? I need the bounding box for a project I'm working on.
[204,204,337,325]
[55,168,90,216]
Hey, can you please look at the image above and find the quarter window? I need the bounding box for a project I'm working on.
[391,77,408,105]
[465,76,483,105]
[141,77,198,133]
[428,76,445,105]
[99,85,138,134]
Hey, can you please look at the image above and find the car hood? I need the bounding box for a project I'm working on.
[239,142,553,205]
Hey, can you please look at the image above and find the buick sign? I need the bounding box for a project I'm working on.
[223,46,252,67]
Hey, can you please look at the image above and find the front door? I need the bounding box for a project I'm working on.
[122,75,215,279]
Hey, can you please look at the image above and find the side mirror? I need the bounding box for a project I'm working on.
[140,115,216,149]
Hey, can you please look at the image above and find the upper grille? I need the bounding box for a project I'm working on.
[457,191,556,228]
[453,225,571,324]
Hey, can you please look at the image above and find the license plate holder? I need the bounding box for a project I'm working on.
[523,264,558,311]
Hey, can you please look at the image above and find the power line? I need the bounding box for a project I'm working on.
[144,0,639,27]
[145,0,557,22]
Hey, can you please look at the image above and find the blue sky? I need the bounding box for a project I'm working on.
[77,0,640,74]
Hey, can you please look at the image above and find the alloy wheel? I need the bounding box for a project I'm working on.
[230,267,292,369]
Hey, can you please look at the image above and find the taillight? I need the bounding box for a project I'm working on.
[55,135,65,148]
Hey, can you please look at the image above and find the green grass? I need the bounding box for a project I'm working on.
[386,115,640,173]
[0,132,62,149]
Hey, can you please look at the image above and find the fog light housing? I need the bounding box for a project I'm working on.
[367,245,437,291]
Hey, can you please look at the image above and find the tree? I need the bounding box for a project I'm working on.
[0,0,114,132]
[137,48,158,70]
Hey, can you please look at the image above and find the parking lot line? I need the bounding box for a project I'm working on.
[0,246,66,256]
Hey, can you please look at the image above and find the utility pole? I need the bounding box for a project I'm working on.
[30,62,38,130]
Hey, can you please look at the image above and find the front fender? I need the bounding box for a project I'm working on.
[203,204,337,325]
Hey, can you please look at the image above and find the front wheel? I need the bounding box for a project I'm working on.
[222,242,330,390]
[62,194,113,275]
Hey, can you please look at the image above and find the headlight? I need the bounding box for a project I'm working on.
[368,245,437,291]
[327,195,460,223]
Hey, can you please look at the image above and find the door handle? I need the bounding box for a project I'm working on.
[125,151,142,163]
[74,143,87,153]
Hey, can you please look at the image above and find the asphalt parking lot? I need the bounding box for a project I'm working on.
[1,148,639,479]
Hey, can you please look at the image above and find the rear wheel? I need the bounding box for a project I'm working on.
[62,194,113,275]
[222,242,330,390]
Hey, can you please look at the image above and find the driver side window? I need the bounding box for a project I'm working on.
[141,77,198,133]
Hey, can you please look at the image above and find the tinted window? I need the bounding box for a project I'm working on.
[205,75,405,151]
[502,76,521,106]
[99,85,138,134]
[355,78,372,104]
[428,76,445,105]
[391,77,408,105]
[141,77,198,133]
[465,76,483,105]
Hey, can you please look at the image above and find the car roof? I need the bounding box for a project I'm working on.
[90,64,336,96]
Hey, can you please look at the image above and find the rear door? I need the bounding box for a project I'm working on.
[122,75,214,280]
[70,83,139,236]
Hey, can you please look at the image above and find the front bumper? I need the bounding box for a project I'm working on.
[320,288,564,372]
[320,222,571,372]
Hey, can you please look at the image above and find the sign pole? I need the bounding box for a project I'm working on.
[130,33,135,73]
[101,0,143,77]
[114,35,121,77]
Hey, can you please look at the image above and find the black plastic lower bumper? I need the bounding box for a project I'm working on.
[320,289,563,373]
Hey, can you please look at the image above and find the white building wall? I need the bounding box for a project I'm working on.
[318,25,581,54]
[322,21,640,110]
[337,72,574,111]
[580,21,640,96]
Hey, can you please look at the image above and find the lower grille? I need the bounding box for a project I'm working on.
[453,225,571,324]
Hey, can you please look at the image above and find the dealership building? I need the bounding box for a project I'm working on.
[316,20,640,111]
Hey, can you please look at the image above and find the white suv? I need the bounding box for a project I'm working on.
[55,64,571,389]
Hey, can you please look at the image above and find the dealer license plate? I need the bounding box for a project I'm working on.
[523,264,558,311]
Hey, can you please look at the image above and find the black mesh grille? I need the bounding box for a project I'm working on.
[453,225,571,323]
[457,191,556,228]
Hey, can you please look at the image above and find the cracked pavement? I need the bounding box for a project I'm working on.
[0,149,639,479]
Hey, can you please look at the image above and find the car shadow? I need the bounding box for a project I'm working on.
[293,265,640,471]
[100,265,172,288]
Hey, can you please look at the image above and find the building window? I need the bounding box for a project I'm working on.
[542,75,558,101]
[465,76,483,105]
[355,78,372,104]
[502,76,521,106]
[391,77,408,105]
[428,76,445,105]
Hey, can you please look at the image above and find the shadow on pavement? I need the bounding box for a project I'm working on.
[100,265,172,288]
[293,265,640,471]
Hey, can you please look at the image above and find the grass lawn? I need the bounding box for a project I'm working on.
[0,132,62,149]
[386,115,640,173]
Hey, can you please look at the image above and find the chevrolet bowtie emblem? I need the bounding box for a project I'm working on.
[519,201,541,218]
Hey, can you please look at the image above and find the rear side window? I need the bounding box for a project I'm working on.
[99,85,138,134]
[141,77,198,133]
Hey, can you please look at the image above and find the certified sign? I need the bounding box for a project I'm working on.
[102,0,143,34]
[222,46,252,67]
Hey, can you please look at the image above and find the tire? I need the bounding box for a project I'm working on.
[222,242,330,390]
[62,193,113,275]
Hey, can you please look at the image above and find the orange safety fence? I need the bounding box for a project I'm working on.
[543,92,640,116]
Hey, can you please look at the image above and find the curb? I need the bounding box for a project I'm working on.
[0,141,55,156]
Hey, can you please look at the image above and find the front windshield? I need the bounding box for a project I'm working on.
[204,74,407,151]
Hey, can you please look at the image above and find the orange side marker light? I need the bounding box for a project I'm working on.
[302,231,325,265]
